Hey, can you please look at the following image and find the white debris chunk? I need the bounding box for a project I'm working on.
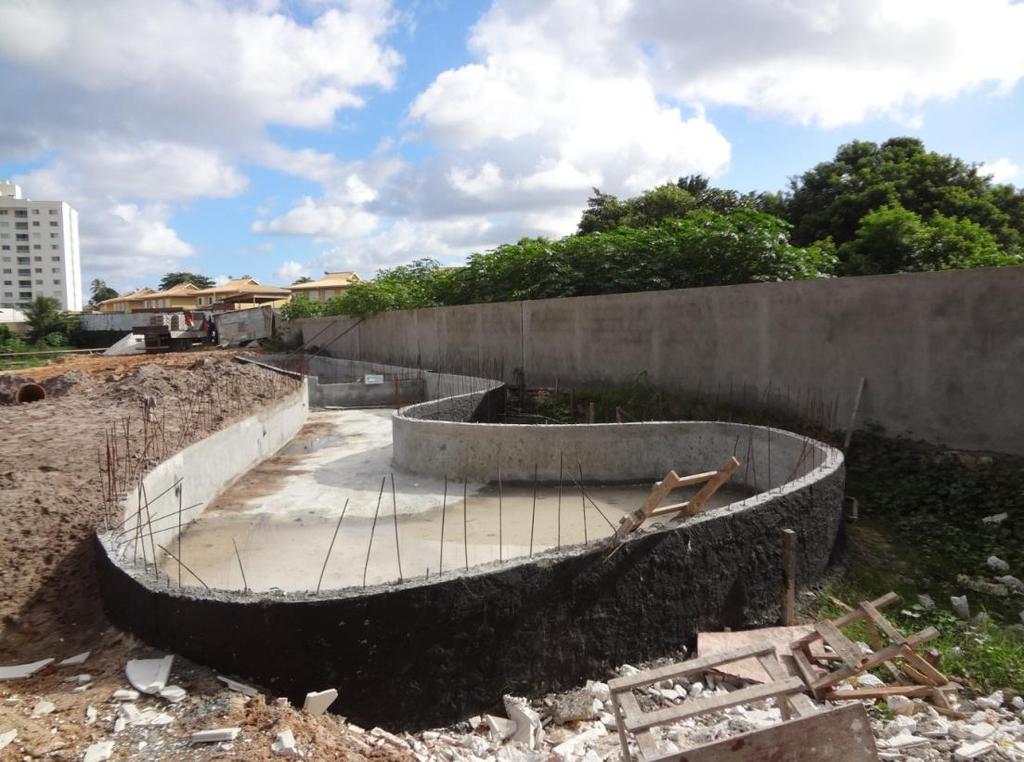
[0,729,15,751]
[83,740,114,762]
[886,695,916,716]
[31,700,55,717]
[950,595,970,620]
[111,689,139,701]
[503,695,544,750]
[191,727,241,744]
[0,658,54,681]
[586,680,611,703]
[954,740,996,760]
[997,575,1024,593]
[57,651,90,667]
[981,512,1008,525]
[917,594,935,609]
[964,722,996,741]
[882,733,927,749]
[552,727,605,760]
[217,675,259,696]
[975,690,1003,710]
[485,715,516,742]
[987,556,1010,573]
[302,689,337,716]
[856,673,886,688]
[125,655,174,695]
[159,685,187,703]
[272,728,301,757]
[64,673,91,684]
[1013,696,1024,711]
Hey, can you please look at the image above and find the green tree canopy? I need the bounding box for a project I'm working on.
[784,137,1024,273]
[23,296,66,343]
[89,278,118,305]
[158,272,215,290]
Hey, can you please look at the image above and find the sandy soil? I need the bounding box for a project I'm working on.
[0,352,299,662]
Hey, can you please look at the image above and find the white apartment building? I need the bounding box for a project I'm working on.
[0,180,83,311]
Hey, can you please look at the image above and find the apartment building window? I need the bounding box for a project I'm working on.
[50,233,57,238]
[48,209,57,215]
[0,246,8,251]
[0,234,8,239]
[14,210,27,218]
[2,268,9,273]
[15,222,27,230]
[50,221,59,227]
[16,257,28,264]
[0,210,6,214]
[51,268,59,273]
[53,279,61,285]
[16,234,28,241]
[19,292,31,299]
[3,292,11,298]
[2,280,9,286]
[51,245,58,250]
[31,209,39,215]
[35,280,42,285]
[16,246,28,253]
[32,221,39,227]
[34,268,41,273]
[18,269,29,276]
[0,221,7,227]
[34,256,41,261]
[33,245,41,250]
[19,280,31,287]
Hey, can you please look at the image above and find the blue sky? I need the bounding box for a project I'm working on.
[1,0,1023,294]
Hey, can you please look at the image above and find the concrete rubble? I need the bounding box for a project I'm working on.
[125,654,174,695]
[302,688,338,716]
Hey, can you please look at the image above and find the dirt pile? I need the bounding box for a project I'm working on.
[0,374,36,405]
[0,355,300,663]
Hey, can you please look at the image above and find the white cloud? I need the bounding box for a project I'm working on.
[253,197,380,238]
[448,163,505,197]
[0,0,401,284]
[274,259,312,283]
[979,157,1021,185]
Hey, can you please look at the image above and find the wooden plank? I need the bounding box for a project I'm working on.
[898,647,949,687]
[825,685,934,700]
[648,703,879,762]
[815,620,864,669]
[609,642,777,693]
[756,654,818,719]
[650,501,692,518]
[812,627,939,691]
[626,677,805,733]
[790,646,821,694]
[829,592,899,629]
[698,626,815,684]
[860,601,904,642]
[683,457,740,517]
[618,691,659,760]
[781,529,797,626]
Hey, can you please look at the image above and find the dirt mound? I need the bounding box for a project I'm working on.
[0,357,300,662]
[0,374,37,405]
[40,369,93,398]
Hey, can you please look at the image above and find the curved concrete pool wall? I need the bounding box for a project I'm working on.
[97,358,844,730]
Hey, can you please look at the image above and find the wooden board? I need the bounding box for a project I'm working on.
[610,641,778,692]
[697,626,815,684]
[649,702,879,762]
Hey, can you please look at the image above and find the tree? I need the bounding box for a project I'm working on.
[784,137,1024,258]
[280,294,325,322]
[23,296,66,343]
[577,189,629,234]
[838,204,1021,275]
[158,272,215,290]
[292,276,314,284]
[89,278,118,305]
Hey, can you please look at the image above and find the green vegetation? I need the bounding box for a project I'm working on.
[0,297,83,370]
[298,136,1022,319]
[89,278,118,306]
[158,272,215,290]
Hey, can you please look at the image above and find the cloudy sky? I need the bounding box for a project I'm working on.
[1,0,1023,292]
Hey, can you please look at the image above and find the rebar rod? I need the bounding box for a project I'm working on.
[529,464,538,557]
[439,475,447,575]
[390,474,403,581]
[158,544,210,590]
[232,538,248,593]
[578,461,588,544]
[497,466,503,563]
[362,477,386,587]
[463,479,469,571]
[557,452,563,549]
[317,498,349,594]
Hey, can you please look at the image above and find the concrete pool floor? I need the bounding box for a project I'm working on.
[162,409,752,592]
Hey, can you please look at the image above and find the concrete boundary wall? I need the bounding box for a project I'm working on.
[115,381,308,550]
[300,267,1024,454]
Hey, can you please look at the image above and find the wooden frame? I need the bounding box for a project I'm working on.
[614,456,740,540]
[608,642,818,761]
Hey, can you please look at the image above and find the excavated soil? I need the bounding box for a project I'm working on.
[0,353,300,662]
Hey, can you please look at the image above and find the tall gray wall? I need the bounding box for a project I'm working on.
[300,267,1024,454]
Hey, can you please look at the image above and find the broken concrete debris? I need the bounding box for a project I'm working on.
[83,740,114,762]
[987,555,1010,573]
[0,729,16,751]
[111,688,139,701]
[158,685,187,703]
[0,657,54,681]
[30,699,55,717]
[302,688,338,716]
[125,654,174,694]
[503,694,545,750]
[272,727,301,757]
[217,674,259,696]
[57,650,91,667]
[191,726,241,744]
[951,594,971,620]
